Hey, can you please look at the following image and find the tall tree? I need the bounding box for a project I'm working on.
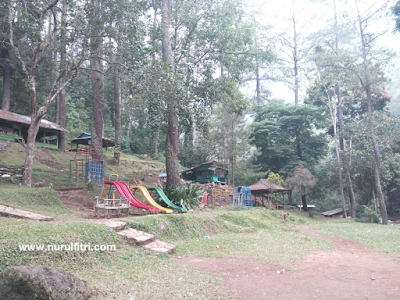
[0,0,12,111]
[393,0,400,31]
[250,101,327,175]
[56,0,67,151]
[89,0,105,160]
[162,0,180,188]
[113,47,121,165]
[7,0,86,186]
[354,0,388,224]
[276,0,318,105]
[286,164,317,211]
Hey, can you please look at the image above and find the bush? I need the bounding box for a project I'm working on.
[163,185,204,209]
[356,205,380,223]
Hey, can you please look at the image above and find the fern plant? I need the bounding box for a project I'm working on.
[163,186,204,209]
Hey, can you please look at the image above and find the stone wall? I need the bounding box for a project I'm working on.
[0,166,23,183]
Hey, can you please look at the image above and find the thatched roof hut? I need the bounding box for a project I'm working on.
[248,179,292,209]
[248,178,291,193]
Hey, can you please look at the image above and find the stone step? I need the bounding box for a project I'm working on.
[116,228,155,246]
[91,219,127,231]
[141,239,175,254]
[0,204,54,221]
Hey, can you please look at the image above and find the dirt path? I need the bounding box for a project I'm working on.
[178,225,400,300]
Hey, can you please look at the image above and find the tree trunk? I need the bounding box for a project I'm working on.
[1,64,11,111]
[150,5,159,159]
[113,53,121,165]
[333,0,346,218]
[335,142,347,218]
[23,118,40,186]
[57,0,67,151]
[90,0,104,160]
[301,186,307,211]
[347,168,356,217]
[162,0,180,188]
[355,0,388,224]
[182,117,193,165]
[255,63,261,105]
[292,0,299,105]
[165,108,180,187]
[222,127,228,163]
[230,118,235,186]
[334,0,354,218]
[152,131,159,157]
[252,14,261,105]
[330,104,347,218]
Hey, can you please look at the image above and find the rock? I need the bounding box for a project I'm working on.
[0,266,94,300]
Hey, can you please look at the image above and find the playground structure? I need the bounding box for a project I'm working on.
[95,175,160,217]
[95,175,130,217]
[130,185,173,214]
[200,193,209,208]
[232,186,253,208]
[69,147,104,186]
[94,174,188,216]
[147,187,188,213]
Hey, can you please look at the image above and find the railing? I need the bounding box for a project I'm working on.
[35,141,58,149]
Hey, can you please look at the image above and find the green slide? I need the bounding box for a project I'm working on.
[147,187,188,213]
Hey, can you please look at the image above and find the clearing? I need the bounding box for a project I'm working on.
[179,224,400,299]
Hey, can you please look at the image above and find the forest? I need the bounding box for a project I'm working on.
[1,0,400,224]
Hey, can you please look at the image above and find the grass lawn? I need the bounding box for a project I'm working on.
[0,193,332,300]
[312,219,400,259]
[0,186,75,219]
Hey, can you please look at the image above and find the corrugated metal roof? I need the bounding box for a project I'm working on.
[321,207,344,216]
[0,109,67,132]
[70,132,115,147]
[181,160,228,174]
[248,178,291,193]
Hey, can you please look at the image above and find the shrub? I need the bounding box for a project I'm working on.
[163,185,204,209]
[356,205,380,223]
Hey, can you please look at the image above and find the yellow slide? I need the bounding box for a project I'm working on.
[130,185,173,214]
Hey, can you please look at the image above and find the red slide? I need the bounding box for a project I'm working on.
[200,193,209,208]
[104,180,159,212]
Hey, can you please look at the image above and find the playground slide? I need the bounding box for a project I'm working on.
[103,180,159,212]
[147,187,188,213]
[200,193,209,208]
[130,185,173,214]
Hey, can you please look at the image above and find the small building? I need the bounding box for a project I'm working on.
[181,160,228,184]
[248,178,292,209]
[321,207,345,217]
[297,204,316,212]
[70,132,115,148]
[0,109,66,149]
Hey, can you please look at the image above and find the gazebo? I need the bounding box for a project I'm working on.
[248,179,292,209]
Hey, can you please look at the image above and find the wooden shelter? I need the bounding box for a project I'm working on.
[70,132,115,148]
[181,160,228,184]
[248,178,292,209]
[321,207,345,217]
[0,109,66,149]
